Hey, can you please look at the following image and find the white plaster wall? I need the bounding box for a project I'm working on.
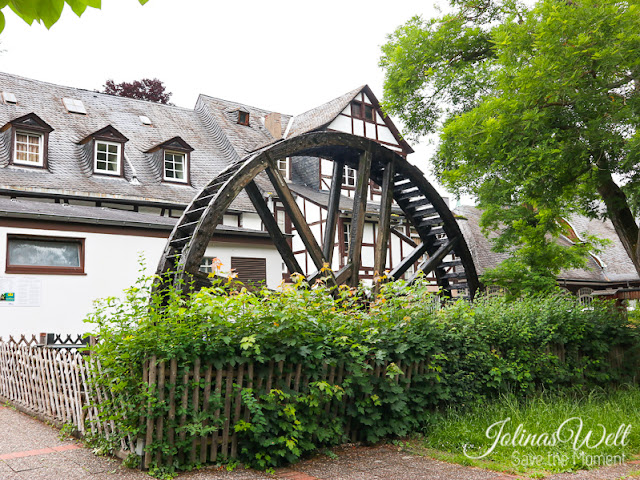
[328,115,351,133]
[203,241,283,290]
[377,126,397,145]
[0,225,281,337]
[241,213,262,230]
[352,120,364,137]
[0,225,166,337]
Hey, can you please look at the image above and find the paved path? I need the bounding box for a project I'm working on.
[1,405,639,480]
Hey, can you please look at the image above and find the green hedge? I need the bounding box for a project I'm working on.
[87,275,640,474]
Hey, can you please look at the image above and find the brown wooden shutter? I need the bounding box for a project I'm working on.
[231,257,267,286]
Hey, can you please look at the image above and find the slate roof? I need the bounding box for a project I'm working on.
[0,72,414,217]
[0,197,269,236]
[455,205,639,284]
[196,95,292,157]
[0,73,248,207]
[285,86,363,140]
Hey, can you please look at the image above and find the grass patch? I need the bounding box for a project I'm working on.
[409,386,640,476]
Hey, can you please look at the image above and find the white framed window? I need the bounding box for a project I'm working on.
[200,257,215,274]
[342,165,356,187]
[94,141,121,175]
[164,151,187,183]
[14,131,43,166]
[343,221,351,250]
[275,208,286,232]
[277,158,288,180]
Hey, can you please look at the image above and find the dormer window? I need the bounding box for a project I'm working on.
[2,113,54,169]
[238,111,250,126]
[95,141,121,175]
[79,125,127,177]
[146,136,193,185]
[15,131,44,167]
[164,151,187,183]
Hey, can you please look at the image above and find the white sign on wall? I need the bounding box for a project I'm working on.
[0,277,42,307]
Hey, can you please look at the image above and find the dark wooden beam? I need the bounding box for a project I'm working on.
[335,263,353,285]
[322,157,345,263]
[373,158,395,280]
[347,150,373,287]
[408,236,459,284]
[244,180,303,276]
[264,157,327,272]
[390,226,417,248]
[389,242,429,280]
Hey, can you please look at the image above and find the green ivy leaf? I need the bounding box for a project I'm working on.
[36,0,65,28]
[65,0,87,16]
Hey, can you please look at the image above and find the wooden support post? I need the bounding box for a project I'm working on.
[347,150,373,286]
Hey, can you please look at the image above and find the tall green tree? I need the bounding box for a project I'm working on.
[0,0,148,34]
[380,0,640,289]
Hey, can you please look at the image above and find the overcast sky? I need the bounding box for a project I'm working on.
[0,0,460,201]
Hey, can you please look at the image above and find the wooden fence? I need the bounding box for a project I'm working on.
[140,356,423,469]
[3,335,630,470]
[0,337,417,467]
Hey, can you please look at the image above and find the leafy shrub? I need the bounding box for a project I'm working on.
[85,272,639,474]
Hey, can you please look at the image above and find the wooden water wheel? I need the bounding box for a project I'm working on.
[156,131,479,298]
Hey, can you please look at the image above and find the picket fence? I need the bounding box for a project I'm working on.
[0,335,131,454]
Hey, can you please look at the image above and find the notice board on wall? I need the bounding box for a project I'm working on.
[0,277,41,307]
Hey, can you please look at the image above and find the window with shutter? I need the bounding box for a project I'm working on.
[230,257,267,286]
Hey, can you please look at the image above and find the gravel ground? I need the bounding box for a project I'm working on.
[2,406,639,480]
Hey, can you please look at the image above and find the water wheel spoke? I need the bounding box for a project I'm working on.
[335,263,353,285]
[408,236,460,285]
[390,227,417,248]
[389,242,429,280]
[245,180,303,276]
[346,150,373,287]
[264,157,336,287]
[322,157,345,263]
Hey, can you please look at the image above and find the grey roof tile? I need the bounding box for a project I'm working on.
[0,72,255,211]
[0,73,412,222]
[196,94,293,156]
[286,86,363,140]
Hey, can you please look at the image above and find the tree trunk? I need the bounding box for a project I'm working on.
[596,169,640,277]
